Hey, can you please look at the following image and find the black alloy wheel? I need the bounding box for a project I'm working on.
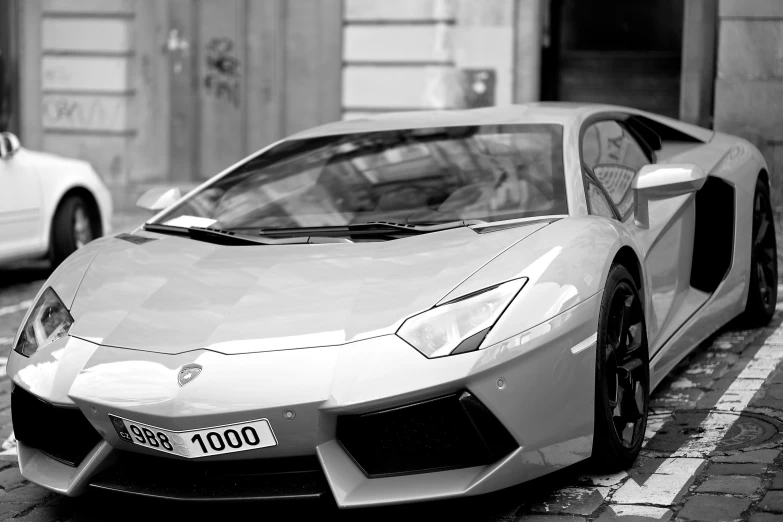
[743,178,778,326]
[592,264,649,470]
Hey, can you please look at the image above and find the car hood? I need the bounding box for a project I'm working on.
[67,223,548,355]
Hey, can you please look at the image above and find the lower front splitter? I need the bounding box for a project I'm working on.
[88,451,329,502]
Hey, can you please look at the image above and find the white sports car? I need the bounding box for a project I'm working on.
[7,104,777,507]
[0,131,112,267]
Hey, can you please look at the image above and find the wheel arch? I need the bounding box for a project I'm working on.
[458,217,643,348]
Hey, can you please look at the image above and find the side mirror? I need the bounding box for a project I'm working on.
[0,132,21,159]
[632,163,706,228]
[136,187,182,211]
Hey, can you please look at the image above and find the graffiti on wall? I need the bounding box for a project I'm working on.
[203,37,240,108]
[42,95,126,131]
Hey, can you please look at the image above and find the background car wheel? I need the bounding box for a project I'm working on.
[592,264,649,470]
[50,195,97,267]
[741,177,778,327]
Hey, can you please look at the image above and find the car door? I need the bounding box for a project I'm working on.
[581,118,702,354]
[0,134,43,262]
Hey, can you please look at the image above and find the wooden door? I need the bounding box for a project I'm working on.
[543,0,683,118]
[197,0,246,179]
[165,0,342,182]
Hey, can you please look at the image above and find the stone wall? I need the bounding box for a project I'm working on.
[30,0,137,189]
[714,0,783,207]
[19,0,171,211]
[21,0,344,212]
[341,0,516,118]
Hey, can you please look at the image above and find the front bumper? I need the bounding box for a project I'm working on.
[9,293,599,507]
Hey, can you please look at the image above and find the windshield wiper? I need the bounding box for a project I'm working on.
[143,224,351,246]
[252,219,486,237]
[187,226,309,245]
[352,220,485,232]
[144,219,484,243]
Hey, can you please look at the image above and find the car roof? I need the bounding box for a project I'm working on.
[288,101,715,145]
[288,102,636,140]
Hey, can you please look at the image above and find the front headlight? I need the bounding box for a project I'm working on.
[397,278,527,358]
[14,287,74,357]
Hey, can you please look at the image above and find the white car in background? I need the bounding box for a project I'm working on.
[0,131,112,267]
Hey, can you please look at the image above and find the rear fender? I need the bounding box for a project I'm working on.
[690,133,767,320]
[702,132,767,196]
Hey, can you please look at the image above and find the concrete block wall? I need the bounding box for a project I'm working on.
[714,0,783,207]
[342,0,515,118]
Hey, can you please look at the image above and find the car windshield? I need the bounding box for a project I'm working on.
[151,124,567,231]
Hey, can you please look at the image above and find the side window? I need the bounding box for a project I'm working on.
[582,120,650,218]
[585,176,615,219]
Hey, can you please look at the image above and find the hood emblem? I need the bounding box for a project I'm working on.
[178,364,202,387]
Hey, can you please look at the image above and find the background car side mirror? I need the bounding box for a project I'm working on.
[632,163,706,229]
[0,132,21,159]
[136,187,182,211]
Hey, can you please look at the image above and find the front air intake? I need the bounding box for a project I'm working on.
[336,390,517,478]
[12,386,101,467]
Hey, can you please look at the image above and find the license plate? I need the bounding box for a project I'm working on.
[108,415,277,458]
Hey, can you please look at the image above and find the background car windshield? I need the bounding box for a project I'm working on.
[152,124,567,230]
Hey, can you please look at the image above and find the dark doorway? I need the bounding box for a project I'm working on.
[0,0,19,133]
[542,0,683,118]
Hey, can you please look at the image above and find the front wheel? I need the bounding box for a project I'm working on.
[592,264,649,470]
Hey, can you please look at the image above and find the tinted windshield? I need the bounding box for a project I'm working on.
[152,124,567,230]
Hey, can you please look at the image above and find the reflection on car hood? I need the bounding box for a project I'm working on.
[67,224,547,354]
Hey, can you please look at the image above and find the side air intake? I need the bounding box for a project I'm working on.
[691,176,735,293]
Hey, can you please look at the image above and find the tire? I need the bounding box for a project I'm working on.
[50,195,97,267]
[592,264,650,470]
[741,178,778,327]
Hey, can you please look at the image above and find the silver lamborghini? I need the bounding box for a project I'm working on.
[8,103,776,507]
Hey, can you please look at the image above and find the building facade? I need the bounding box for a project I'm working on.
[0,0,781,210]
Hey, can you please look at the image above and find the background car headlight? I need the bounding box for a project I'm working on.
[397,278,527,358]
[14,287,74,357]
